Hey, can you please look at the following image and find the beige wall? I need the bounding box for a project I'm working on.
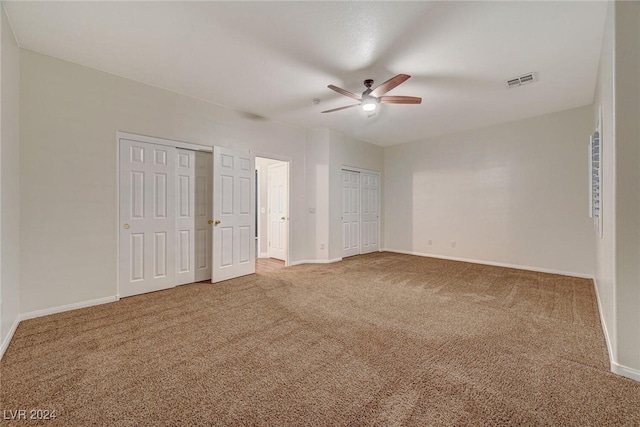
[20,50,309,313]
[304,128,330,261]
[384,106,595,277]
[592,0,640,380]
[0,4,21,352]
[613,0,640,374]
[592,0,617,363]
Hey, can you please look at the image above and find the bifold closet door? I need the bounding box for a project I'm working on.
[176,149,196,285]
[342,170,360,258]
[360,173,379,254]
[119,139,176,297]
[194,152,213,282]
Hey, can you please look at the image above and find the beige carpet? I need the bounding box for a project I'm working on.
[2,252,639,426]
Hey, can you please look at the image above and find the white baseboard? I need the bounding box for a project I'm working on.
[258,252,270,259]
[20,296,118,321]
[381,248,593,279]
[593,279,640,382]
[0,317,20,360]
[592,277,615,364]
[290,258,342,266]
[611,361,640,382]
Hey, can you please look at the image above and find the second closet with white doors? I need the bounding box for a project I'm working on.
[341,168,380,258]
[119,137,212,298]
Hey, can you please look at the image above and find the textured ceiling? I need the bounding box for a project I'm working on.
[5,1,607,146]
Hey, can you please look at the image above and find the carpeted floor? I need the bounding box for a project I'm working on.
[2,252,639,426]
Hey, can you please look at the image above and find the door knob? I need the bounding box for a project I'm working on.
[123,224,130,230]
[281,217,286,221]
[208,220,213,225]
[214,220,221,226]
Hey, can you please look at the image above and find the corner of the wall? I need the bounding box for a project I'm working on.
[592,277,617,369]
[0,317,20,360]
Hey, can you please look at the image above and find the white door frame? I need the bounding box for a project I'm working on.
[255,154,291,267]
[115,131,211,299]
[341,165,381,256]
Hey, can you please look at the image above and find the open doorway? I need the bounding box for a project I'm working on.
[256,157,290,270]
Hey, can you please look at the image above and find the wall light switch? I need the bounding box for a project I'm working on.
[261,207,266,214]
[309,207,316,214]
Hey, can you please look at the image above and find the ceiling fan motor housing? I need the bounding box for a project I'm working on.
[363,79,374,97]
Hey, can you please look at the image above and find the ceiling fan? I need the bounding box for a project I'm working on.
[322,74,421,114]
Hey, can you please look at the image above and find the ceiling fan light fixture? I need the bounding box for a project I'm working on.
[362,101,377,112]
[361,95,379,112]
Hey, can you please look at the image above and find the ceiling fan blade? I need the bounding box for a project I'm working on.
[321,104,361,113]
[328,85,362,101]
[371,74,411,97]
[379,96,422,104]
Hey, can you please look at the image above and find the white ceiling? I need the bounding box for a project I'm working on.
[4,1,607,147]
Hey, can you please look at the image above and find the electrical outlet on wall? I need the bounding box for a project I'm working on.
[451,241,456,248]
[428,239,432,245]
[320,243,325,250]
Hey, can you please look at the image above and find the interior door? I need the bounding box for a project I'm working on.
[119,139,176,297]
[342,170,360,258]
[212,146,256,282]
[360,172,380,254]
[194,151,213,282]
[175,149,195,285]
[267,162,288,261]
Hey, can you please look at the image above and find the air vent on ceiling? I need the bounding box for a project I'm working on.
[505,72,538,88]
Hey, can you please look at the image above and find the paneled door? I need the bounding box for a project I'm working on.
[212,146,256,282]
[119,139,176,297]
[342,170,360,258]
[194,152,213,282]
[175,149,195,285]
[268,162,288,261]
[360,172,380,254]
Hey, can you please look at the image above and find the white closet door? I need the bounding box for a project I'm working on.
[360,172,380,254]
[119,139,176,297]
[195,152,213,282]
[342,170,360,258]
[212,146,256,283]
[175,149,196,285]
[268,162,288,261]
